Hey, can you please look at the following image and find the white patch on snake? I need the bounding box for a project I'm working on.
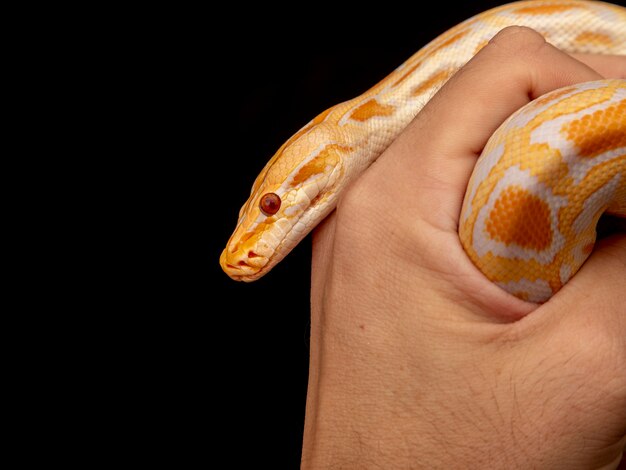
[496,278,553,303]
[559,264,572,285]
[473,165,568,263]
[559,175,622,275]
[573,173,622,235]
[506,85,591,129]
[462,142,504,224]
[591,2,626,24]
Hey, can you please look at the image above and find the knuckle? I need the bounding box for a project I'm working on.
[487,26,547,55]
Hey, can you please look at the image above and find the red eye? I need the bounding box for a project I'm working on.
[259,193,281,216]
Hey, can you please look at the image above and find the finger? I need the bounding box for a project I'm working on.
[570,53,626,79]
[372,26,606,231]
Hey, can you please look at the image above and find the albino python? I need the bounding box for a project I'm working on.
[220,0,626,303]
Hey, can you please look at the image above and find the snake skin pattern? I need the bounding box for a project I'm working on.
[220,0,626,303]
[460,79,625,301]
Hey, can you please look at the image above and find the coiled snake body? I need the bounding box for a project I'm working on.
[221,0,626,303]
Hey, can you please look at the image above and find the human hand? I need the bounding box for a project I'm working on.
[304,27,626,469]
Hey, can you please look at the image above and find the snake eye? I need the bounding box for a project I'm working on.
[259,193,281,216]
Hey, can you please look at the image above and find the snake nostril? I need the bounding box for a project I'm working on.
[226,261,251,270]
[248,251,259,258]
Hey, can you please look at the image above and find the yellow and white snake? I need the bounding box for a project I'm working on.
[220,0,626,303]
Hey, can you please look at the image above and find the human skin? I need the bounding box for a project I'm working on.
[303,27,626,469]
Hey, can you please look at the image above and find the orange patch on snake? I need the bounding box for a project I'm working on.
[485,186,552,250]
[411,69,455,96]
[562,99,626,157]
[514,3,577,15]
[350,99,395,121]
[289,145,342,187]
[575,31,613,46]
[582,243,595,255]
[430,30,469,56]
[548,278,563,294]
[290,155,328,187]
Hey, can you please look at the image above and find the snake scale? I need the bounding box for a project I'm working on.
[220,0,626,303]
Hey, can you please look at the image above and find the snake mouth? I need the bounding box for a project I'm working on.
[219,248,269,281]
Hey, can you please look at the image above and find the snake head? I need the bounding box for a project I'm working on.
[220,121,348,281]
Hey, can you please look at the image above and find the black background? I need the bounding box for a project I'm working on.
[199,0,626,466]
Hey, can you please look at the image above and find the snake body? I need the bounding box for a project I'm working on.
[221,0,626,302]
